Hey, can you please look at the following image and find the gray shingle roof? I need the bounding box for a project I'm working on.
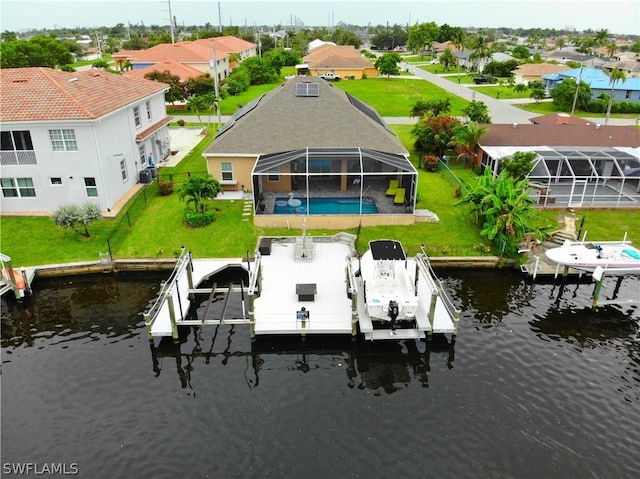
[205,77,408,156]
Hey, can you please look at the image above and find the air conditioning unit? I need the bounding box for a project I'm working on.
[139,169,152,184]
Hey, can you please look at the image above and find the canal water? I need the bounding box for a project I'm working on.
[1,269,639,478]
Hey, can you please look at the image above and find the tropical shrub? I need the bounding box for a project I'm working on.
[411,115,461,156]
[52,202,102,237]
[423,155,439,172]
[158,180,174,196]
[456,168,536,257]
[184,209,217,228]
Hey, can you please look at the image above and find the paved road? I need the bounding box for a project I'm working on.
[170,71,639,127]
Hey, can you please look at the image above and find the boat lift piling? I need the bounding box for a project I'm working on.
[591,266,640,310]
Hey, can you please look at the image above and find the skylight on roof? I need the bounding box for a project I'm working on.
[295,82,319,97]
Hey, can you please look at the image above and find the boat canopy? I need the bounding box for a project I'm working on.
[369,240,407,261]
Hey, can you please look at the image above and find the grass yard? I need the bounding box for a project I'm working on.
[470,85,531,100]
[335,77,470,117]
[2,77,640,266]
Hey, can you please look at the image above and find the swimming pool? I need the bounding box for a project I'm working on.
[273,196,378,214]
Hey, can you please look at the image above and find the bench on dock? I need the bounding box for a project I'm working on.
[296,283,317,301]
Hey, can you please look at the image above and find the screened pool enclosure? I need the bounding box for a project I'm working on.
[251,147,418,216]
[482,147,640,208]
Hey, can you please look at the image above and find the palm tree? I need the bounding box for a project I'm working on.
[605,41,618,59]
[448,122,489,165]
[605,68,627,125]
[595,29,609,49]
[451,30,466,79]
[177,175,223,213]
[469,34,492,72]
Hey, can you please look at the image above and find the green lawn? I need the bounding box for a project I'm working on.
[334,77,470,116]
[2,77,640,266]
[470,85,531,100]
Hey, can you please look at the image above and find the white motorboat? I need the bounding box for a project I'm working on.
[545,239,640,273]
[357,240,419,329]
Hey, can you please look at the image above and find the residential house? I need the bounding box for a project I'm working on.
[602,60,640,78]
[476,113,640,207]
[125,58,205,82]
[203,77,418,229]
[0,67,172,215]
[540,50,607,68]
[511,63,571,85]
[114,36,257,80]
[307,39,336,51]
[542,67,640,103]
[303,44,378,80]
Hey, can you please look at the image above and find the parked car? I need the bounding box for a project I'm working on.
[473,74,497,84]
[319,72,341,81]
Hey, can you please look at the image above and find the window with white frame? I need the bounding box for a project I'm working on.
[49,129,78,151]
[146,100,152,121]
[17,178,36,197]
[1,177,36,197]
[133,106,141,127]
[84,177,98,197]
[267,167,280,182]
[51,177,63,185]
[120,158,128,181]
[221,162,233,181]
[139,145,146,165]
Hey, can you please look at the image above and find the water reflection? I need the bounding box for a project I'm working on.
[148,327,455,394]
[1,271,168,348]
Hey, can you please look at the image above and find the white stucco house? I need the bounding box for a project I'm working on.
[0,67,172,215]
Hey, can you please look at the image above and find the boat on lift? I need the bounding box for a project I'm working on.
[356,240,419,331]
[545,236,640,273]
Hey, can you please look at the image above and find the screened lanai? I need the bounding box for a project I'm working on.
[483,147,640,208]
[251,147,417,217]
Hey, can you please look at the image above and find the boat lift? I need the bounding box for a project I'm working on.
[143,248,252,341]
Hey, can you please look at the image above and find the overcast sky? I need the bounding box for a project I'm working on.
[1,0,639,35]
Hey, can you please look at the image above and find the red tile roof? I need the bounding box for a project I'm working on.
[304,45,374,69]
[113,36,254,65]
[135,115,174,141]
[121,41,219,64]
[0,67,169,122]
[125,59,205,82]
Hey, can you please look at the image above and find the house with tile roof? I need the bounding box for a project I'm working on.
[511,63,572,85]
[114,36,256,81]
[542,67,640,103]
[476,113,640,207]
[0,67,172,215]
[303,44,378,80]
[203,77,418,228]
[125,58,204,82]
